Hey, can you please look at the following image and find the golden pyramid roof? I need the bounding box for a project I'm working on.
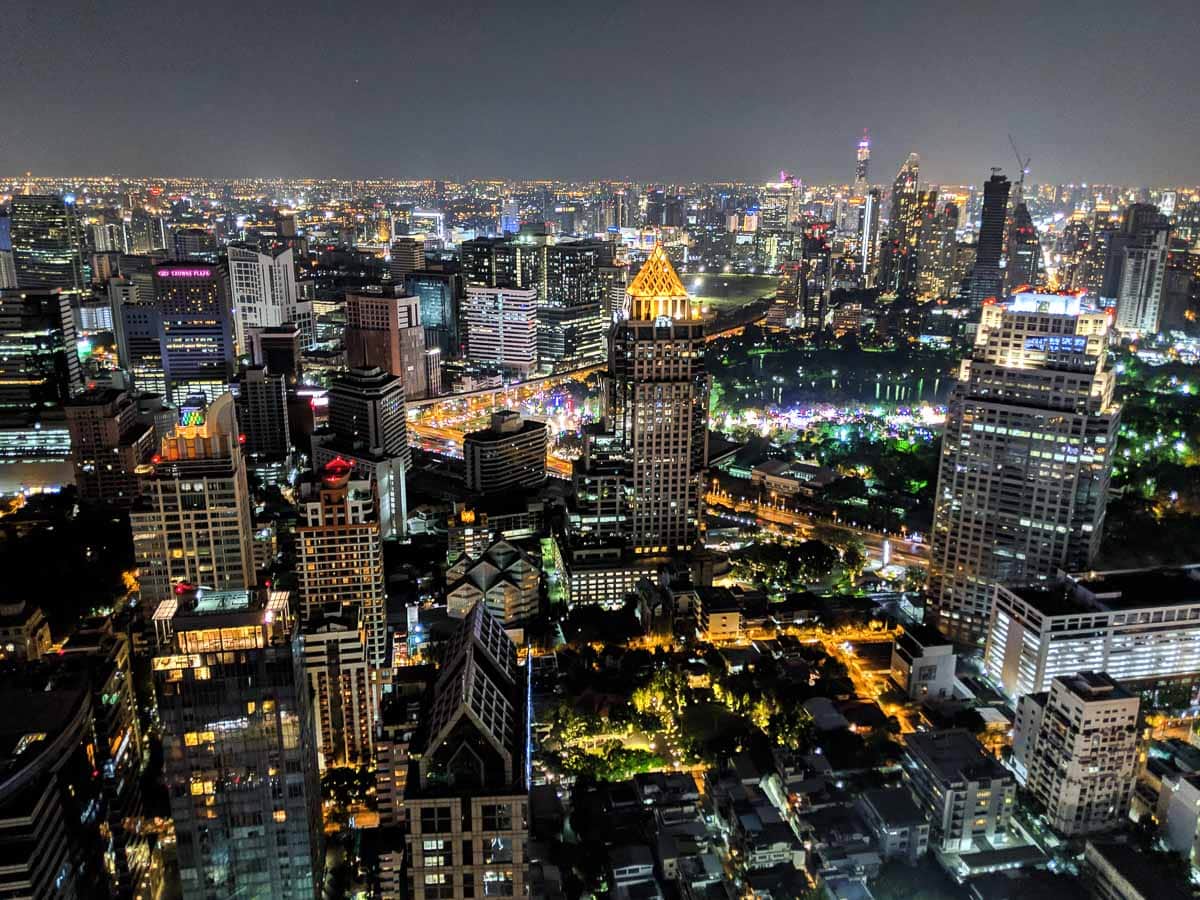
[626,243,692,321]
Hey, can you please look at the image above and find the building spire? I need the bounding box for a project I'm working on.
[625,243,691,321]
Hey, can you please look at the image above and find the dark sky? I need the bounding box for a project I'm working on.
[7,0,1200,184]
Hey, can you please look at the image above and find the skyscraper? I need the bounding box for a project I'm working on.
[65,387,157,506]
[968,172,1011,307]
[227,243,314,352]
[296,458,388,669]
[131,393,255,605]
[854,130,870,195]
[928,294,1120,643]
[405,270,461,358]
[388,236,425,282]
[538,240,609,367]
[464,286,539,374]
[403,602,529,900]
[0,288,83,410]
[301,612,376,770]
[1112,205,1171,335]
[344,287,433,399]
[597,243,708,555]
[235,365,291,478]
[1005,202,1041,292]
[859,188,881,285]
[9,194,85,293]
[311,366,410,539]
[153,262,236,402]
[153,585,324,899]
[877,153,921,297]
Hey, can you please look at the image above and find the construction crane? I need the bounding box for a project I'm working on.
[1008,134,1031,197]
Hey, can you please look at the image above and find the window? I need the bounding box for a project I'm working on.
[420,806,452,833]
[481,804,512,831]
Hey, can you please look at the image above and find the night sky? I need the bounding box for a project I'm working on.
[7,0,1200,184]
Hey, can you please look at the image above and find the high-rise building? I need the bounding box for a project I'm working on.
[311,367,410,539]
[463,411,548,495]
[460,236,540,289]
[405,270,461,358]
[464,286,538,374]
[538,240,608,367]
[916,202,959,299]
[227,243,314,352]
[1012,672,1139,835]
[9,194,85,293]
[152,262,236,402]
[388,236,425,282]
[1114,208,1171,335]
[858,189,881,285]
[928,294,1120,643]
[152,585,324,899]
[235,365,291,476]
[404,603,529,900]
[249,323,303,385]
[302,612,377,770]
[854,130,871,195]
[345,287,433,399]
[877,153,921,297]
[1005,202,1041,292]
[296,458,388,669]
[65,387,157,506]
[0,249,15,290]
[0,288,82,410]
[172,227,218,262]
[968,172,1011,307]
[583,244,708,556]
[131,393,255,605]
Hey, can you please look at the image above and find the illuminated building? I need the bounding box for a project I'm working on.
[388,236,425,282]
[538,240,609,367]
[404,603,528,900]
[858,188,881,284]
[1113,206,1171,335]
[915,196,957,298]
[152,585,324,900]
[460,236,540,290]
[345,286,434,399]
[968,171,1010,307]
[463,411,547,495]
[296,459,388,669]
[877,153,921,297]
[446,537,541,628]
[574,243,708,558]
[9,194,85,293]
[464,286,538,374]
[249,322,303,385]
[234,365,291,481]
[131,393,255,606]
[1005,202,1041,292]
[0,288,83,408]
[172,227,217,262]
[152,262,236,402]
[854,130,871,195]
[928,293,1120,643]
[1011,672,1138,836]
[64,387,156,506]
[405,270,461,359]
[227,243,314,353]
[302,612,376,770]
[0,600,52,661]
[0,249,14,290]
[984,567,1200,698]
[311,366,410,539]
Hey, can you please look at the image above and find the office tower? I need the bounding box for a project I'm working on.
[250,322,303,384]
[131,393,255,605]
[859,188,881,284]
[129,209,169,253]
[388,236,425,282]
[984,566,1200,697]
[854,130,870,195]
[460,236,539,289]
[902,730,1016,854]
[1115,211,1171,335]
[345,287,433,399]
[968,171,1011,306]
[500,197,521,235]
[877,153,921,296]
[0,249,14,289]
[227,243,314,352]
[917,202,959,299]
[92,219,130,254]
[152,585,324,899]
[311,367,410,539]
[1005,202,1041,292]
[464,286,538,374]
[591,243,707,555]
[928,294,1120,643]
[235,365,291,474]
[302,612,377,769]
[0,677,112,897]
[910,190,942,296]
[1012,672,1138,835]
[172,227,218,262]
[9,194,85,292]
[405,270,461,358]
[759,178,799,232]
[65,387,156,506]
[446,537,541,626]
[153,262,236,401]
[404,603,529,900]
[539,240,607,367]
[463,411,548,494]
[0,288,82,409]
[296,459,388,668]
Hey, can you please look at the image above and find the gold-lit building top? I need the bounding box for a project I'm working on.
[625,243,692,321]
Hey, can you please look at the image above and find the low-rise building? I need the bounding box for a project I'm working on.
[0,601,51,661]
[890,624,956,701]
[696,586,742,643]
[857,788,930,863]
[445,538,541,628]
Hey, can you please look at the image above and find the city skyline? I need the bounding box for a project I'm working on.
[7,0,1200,184]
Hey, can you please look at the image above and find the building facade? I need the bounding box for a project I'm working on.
[462,411,547,495]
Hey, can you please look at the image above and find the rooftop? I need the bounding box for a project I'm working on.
[1009,565,1200,615]
[904,728,1009,785]
[860,787,927,828]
